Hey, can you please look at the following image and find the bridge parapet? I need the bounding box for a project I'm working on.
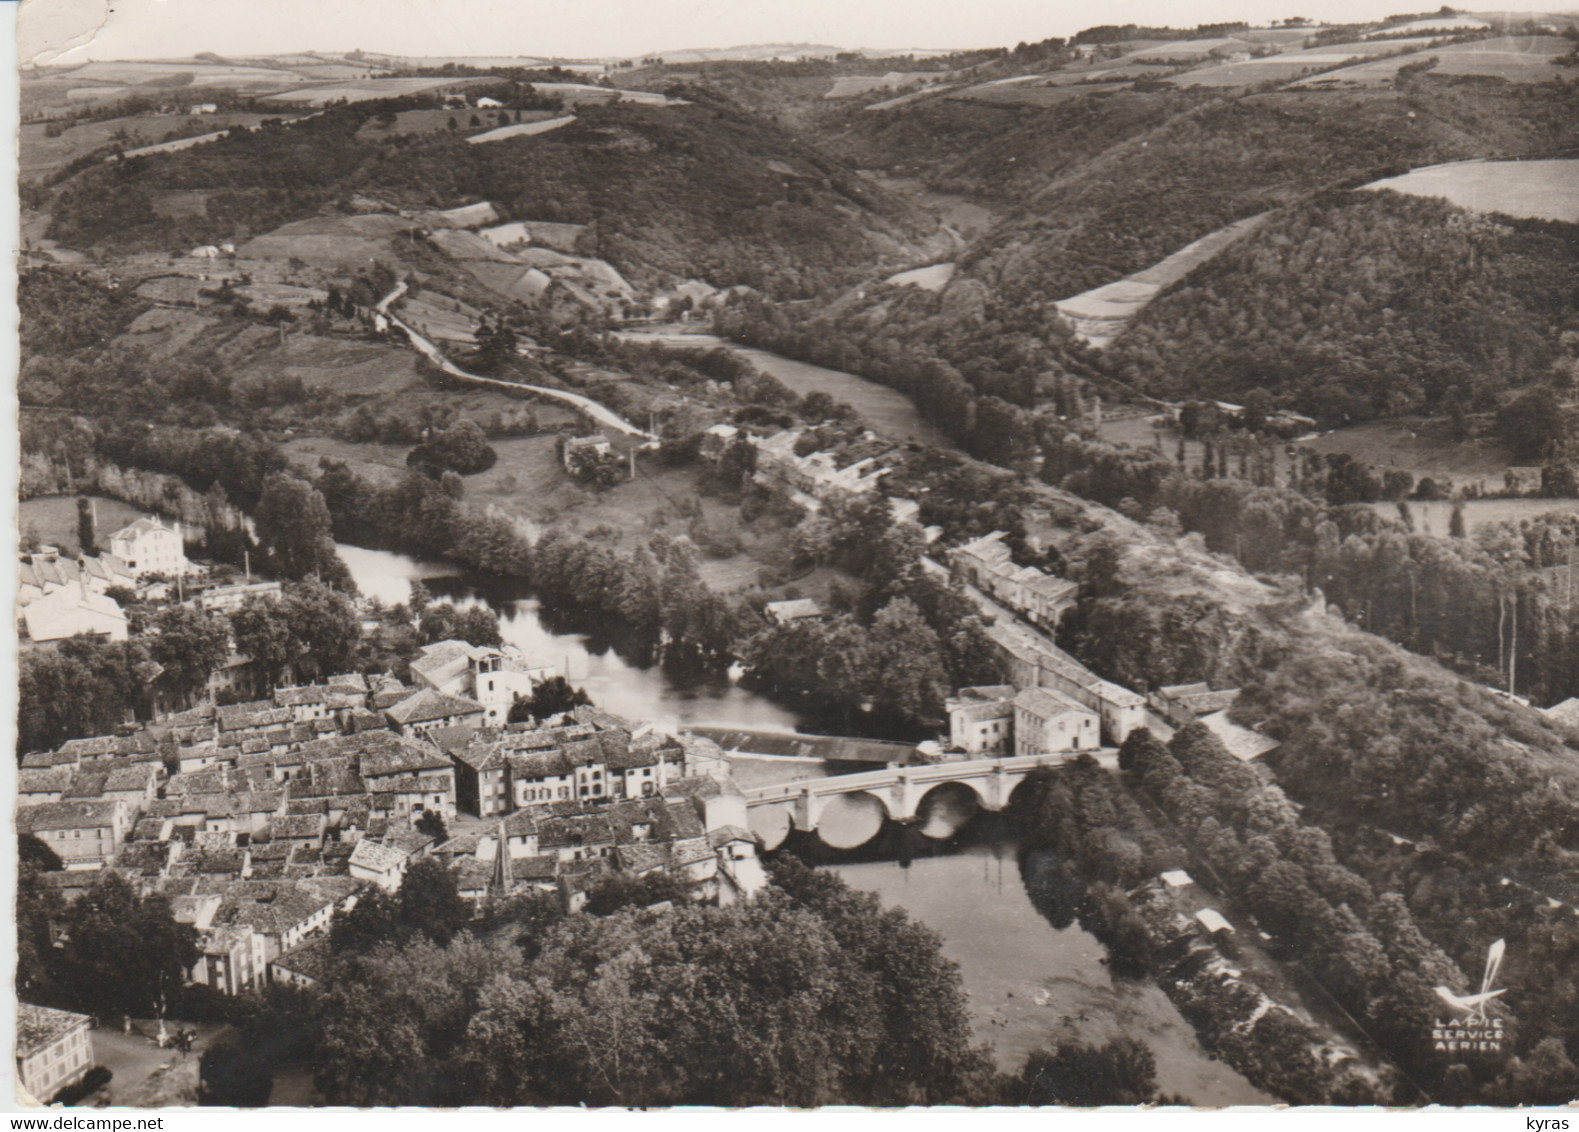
[743,751,1114,832]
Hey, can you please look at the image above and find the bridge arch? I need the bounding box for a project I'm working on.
[816,790,891,849]
[749,802,795,851]
[913,780,986,839]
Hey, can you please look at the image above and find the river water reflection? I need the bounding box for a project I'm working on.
[805,822,1271,1105]
[337,543,805,734]
[339,545,1266,1103]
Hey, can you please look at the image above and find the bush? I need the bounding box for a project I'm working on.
[51,1065,112,1106]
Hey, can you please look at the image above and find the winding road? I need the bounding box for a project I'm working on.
[375,283,653,439]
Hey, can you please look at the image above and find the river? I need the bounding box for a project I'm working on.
[337,542,805,734]
[805,821,1271,1105]
[614,329,958,452]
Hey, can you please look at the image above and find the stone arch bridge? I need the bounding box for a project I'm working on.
[744,752,1112,847]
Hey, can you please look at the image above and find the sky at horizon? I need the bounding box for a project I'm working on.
[19,0,1546,67]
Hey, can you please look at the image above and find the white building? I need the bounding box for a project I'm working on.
[1013,687,1100,757]
[945,684,1018,755]
[20,585,129,643]
[409,639,555,725]
[15,1004,95,1102]
[108,516,189,579]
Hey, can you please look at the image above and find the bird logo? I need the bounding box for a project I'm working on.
[1434,938,1506,1022]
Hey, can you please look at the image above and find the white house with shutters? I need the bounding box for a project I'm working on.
[108,516,190,579]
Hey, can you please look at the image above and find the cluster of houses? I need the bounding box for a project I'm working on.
[948,531,1077,634]
[942,533,1275,761]
[944,683,1102,758]
[736,426,938,540]
[17,642,771,1003]
[17,516,191,645]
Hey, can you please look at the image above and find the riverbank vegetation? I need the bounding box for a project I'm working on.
[190,860,1000,1106]
[1011,756,1400,1103]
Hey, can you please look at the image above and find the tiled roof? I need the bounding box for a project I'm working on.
[16,1003,92,1058]
[270,814,327,839]
[409,639,476,679]
[385,687,485,726]
[452,857,494,889]
[370,775,442,795]
[1014,686,1094,721]
[17,768,72,794]
[274,685,331,707]
[709,825,758,849]
[217,882,334,935]
[110,516,170,541]
[508,749,574,779]
[450,737,506,773]
[17,799,124,832]
[104,764,156,791]
[512,854,559,880]
[615,841,669,873]
[349,839,409,873]
[357,735,452,777]
[273,939,336,983]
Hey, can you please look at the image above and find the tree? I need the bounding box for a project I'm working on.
[867,598,949,726]
[1496,386,1567,462]
[418,602,502,648]
[17,862,63,999]
[397,858,471,947]
[255,474,348,584]
[228,598,298,687]
[76,496,95,554]
[508,675,592,722]
[1014,1037,1161,1105]
[408,420,498,476]
[55,873,198,1022]
[767,855,996,1104]
[280,581,361,678]
[415,810,448,842]
[316,934,515,1105]
[199,1040,275,1106]
[19,637,150,754]
[148,605,230,707]
[329,888,399,955]
[472,320,519,374]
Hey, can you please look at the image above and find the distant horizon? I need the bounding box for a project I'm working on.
[20,0,1558,69]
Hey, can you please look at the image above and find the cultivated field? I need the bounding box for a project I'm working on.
[18,113,282,179]
[236,214,417,268]
[1058,213,1270,347]
[1127,36,1250,61]
[280,430,792,591]
[261,76,496,106]
[1296,419,1515,489]
[53,60,305,84]
[884,262,956,291]
[467,115,579,143]
[1363,159,1579,223]
[354,108,557,139]
[1290,34,1570,86]
[1174,37,1439,86]
[1378,497,1579,538]
[951,82,1128,105]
